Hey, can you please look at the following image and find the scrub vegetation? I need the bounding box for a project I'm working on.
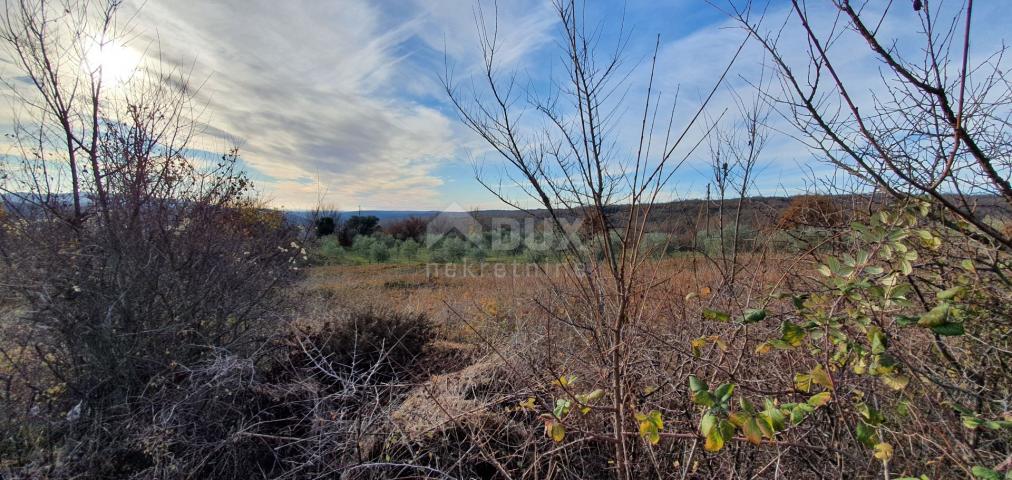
[1,0,1010,479]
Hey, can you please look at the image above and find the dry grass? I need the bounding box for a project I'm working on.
[302,254,800,343]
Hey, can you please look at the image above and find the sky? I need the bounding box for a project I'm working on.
[2,0,1010,211]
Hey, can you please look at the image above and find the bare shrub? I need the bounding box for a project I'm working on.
[776,195,846,229]
[732,0,1012,251]
[0,0,303,475]
[443,0,749,477]
[287,309,435,383]
[385,216,429,242]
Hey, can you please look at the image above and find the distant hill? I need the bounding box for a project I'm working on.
[284,210,444,226]
[284,194,1010,235]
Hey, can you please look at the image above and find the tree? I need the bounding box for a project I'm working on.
[338,214,380,246]
[316,216,337,237]
[385,216,428,242]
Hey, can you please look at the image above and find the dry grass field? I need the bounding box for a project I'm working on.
[300,254,801,344]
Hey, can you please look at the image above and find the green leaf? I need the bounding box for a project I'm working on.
[856,421,878,447]
[693,391,716,408]
[553,399,571,418]
[790,403,815,424]
[896,315,919,327]
[864,265,885,275]
[855,249,871,265]
[714,383,735,403]
[899,259,913,276]
[741,309,767,324]
[688,375,708,394]
[971,466,1002,480]
[792,294,809,310]
[931,322,965,336]
[761,399,786,432]
[936,286,963,300]
[827,256,845,275]
[739,397,756,415]
[699,412,717,436]
[895,400,911,417]
[858,403,885,425]
[702,309,731,322]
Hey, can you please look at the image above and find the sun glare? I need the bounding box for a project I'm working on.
[85,41,141,86]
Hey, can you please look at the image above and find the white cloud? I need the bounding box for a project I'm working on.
[116,0,555,209]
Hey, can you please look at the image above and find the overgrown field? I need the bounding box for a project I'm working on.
[3,0,1012,478]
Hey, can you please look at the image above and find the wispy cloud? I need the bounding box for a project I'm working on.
[4,0,1008,209]
[122,0,555,209]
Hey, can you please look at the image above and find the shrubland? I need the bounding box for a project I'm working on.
[1,0,1011,479]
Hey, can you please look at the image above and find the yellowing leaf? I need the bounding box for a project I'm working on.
[811,364,834,390]
[549,421,566,443]
[703,425,725,452]
[794,373,812,393]
[690,337,706,357]
[873,442,893,461]
[936,286,963,300]
[554,375,578,388]
[918,303,950,327]
[781,321,806,346]
[637,410,664,445]
[741,417,763,445]
[881,374,910,391]
[517,397,536,411]
[807,391,832,407]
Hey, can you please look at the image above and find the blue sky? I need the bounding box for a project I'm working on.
[3,0,1008,211]
[122,0,777,211]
